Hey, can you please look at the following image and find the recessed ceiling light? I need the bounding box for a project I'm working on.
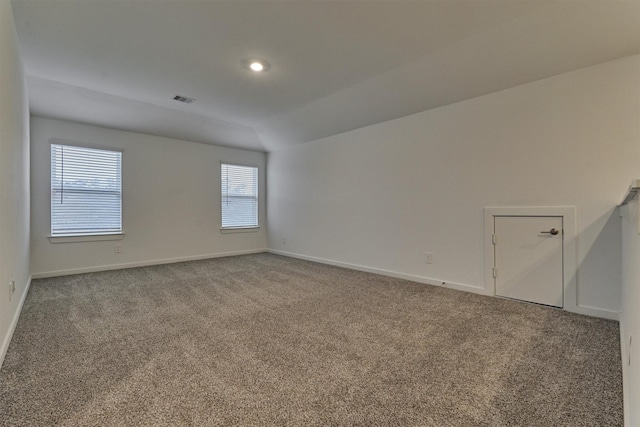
[244,59,270,73]
[250,62,264,72]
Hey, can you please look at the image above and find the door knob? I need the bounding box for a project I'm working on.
[541,228,559,235]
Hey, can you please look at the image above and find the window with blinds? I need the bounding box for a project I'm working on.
[51,144,122,236]
[221,163,258,229]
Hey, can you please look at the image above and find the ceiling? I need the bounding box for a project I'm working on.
[11,0,640,152]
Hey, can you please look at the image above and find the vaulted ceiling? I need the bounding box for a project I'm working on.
[11,0,640,152]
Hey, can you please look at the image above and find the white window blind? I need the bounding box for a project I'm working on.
[51,144,122,236]
[221,164,258,228]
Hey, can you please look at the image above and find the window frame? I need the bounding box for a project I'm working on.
[220,162,259,231]
[49,140,124,240]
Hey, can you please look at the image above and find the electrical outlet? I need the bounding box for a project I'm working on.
[282,236,286,245]
[114,244,122,254]
[425,252,433,264]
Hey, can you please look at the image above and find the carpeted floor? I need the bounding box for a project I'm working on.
[0,253,623,426]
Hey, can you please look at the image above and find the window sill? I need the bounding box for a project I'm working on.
[220,227,260,234]
[49,233,124,244]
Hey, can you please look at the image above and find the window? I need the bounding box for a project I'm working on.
[221,163,258,229]
[51,143,122,236]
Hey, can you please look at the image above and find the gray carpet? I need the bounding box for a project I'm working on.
[0,253,623,426]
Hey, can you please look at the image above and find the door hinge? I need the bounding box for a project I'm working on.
[492,267,497,278]
[492,234,497,244]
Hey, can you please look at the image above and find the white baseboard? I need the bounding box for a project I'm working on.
[620,319,630,427]
[565,304,620,321]
[267,249,490,296]
[268,249,621,320]
[0,275,31,370]
[31,249,268,279]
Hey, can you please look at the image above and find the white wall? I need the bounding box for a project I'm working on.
[268,55,640,319]
[0,0,30,368]
[621,196,640,426]
[31,117,267,277]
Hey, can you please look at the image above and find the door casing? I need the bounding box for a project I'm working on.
[484,207,577,311]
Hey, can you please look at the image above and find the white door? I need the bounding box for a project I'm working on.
[493,216,563,307]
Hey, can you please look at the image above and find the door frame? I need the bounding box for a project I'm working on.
[484,207,577,312]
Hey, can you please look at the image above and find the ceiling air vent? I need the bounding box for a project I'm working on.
[173,95,196,104]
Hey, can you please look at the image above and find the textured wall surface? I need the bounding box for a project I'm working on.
[268,55,640,319]
[30,117,267,277]
[0,0,30,368]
